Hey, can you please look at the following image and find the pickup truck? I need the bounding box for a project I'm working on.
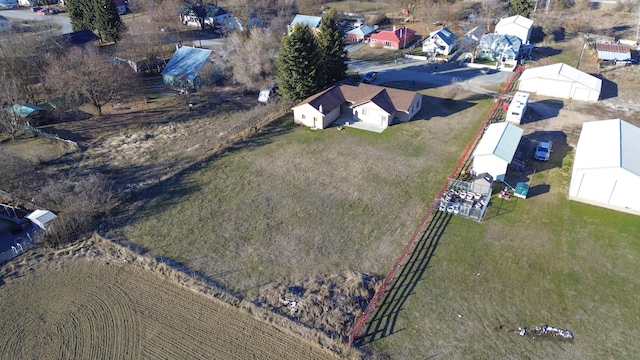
[534,140,552,161]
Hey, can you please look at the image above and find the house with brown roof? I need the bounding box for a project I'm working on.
[291,83,422,132]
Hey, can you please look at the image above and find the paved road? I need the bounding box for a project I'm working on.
[349,58,511,96]
[1,8,72,34]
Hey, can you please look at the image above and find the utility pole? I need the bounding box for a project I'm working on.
[576,42,587,70]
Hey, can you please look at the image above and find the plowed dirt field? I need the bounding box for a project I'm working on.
[0,247,336,360]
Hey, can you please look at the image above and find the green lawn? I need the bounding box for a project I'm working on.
[364,151,640,358]
[123,91,491,297]
[120,76,640,358]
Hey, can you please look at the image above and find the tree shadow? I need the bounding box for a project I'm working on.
[415,94,476,121]
[356,210,452,346]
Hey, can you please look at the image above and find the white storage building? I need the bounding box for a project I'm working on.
[505,92,529,124]
[495,15,533,44]
[569,119,640,216]
[518,63,602,102]
[472,122,523,182]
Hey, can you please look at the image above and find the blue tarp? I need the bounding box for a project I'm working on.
[161,46,212,89]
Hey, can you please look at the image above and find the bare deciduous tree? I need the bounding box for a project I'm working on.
[45,47,140,116]
[0,73,24,139]
[217,27,281,92]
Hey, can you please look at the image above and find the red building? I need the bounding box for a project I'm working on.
[369,26,416,50]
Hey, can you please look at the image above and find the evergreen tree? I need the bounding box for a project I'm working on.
[276,24,323,103]
[317,9,348,87]
[94,0,124,42]
[66,0,95,32]
[64,0,124,42]
[509,0,533,18]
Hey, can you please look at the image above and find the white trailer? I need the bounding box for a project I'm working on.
[505,91,529,124]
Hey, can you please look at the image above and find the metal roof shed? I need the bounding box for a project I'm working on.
[518,63,602,102]
[595,43,631,61]
[161,46,213,90]
[472,122,524,182]
[569,119,640,216]
[26,209,57,231]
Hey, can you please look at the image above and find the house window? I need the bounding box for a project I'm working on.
[384,41,392,47]
[301,114,306,119]
[361,109,368,116]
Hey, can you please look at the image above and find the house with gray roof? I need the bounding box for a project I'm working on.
[477,33,521,67]
[422,27,458,56]
[291,83,422,132]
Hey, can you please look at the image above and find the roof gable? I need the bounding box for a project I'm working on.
[293,83,419,115]
[519,63,602,92]
[347,25,376,36]
[575,119,640,176]
[290,14,322,29]
[428,27,458,46]
[161,46,213,80]
[473,122,523,162]
[496,15,533,30]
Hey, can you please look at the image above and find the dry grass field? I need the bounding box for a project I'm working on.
[2,3,640,359]
[0,236,342,360]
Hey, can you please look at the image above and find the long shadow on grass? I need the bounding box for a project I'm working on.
[357,210,452,346]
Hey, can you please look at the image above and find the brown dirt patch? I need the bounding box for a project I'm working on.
[0,237,344,360]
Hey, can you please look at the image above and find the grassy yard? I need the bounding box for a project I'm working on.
[122,90,492,297]
[363,148,640,358]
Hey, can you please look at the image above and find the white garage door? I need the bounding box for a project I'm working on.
[538,79,573,99]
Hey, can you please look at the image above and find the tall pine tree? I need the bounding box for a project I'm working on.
[66,0,95,32]
[94,0,124,42]
[317,9,348,87]
[276,24,322,103]
[65,0,124,43]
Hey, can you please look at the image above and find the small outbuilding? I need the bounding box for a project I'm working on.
[26,209,57,231]
[595,43,631,62]
[346,25,376,42]
[569,119,640,216]
[517,63,602,102]
[161,46,214,90]
[494,15,533,44]
[472,122,523,182]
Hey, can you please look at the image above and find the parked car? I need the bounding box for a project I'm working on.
[258,83,278,104]
[480,67,492,75]
[31,6,42,12]
[534,140,552,161]
[362,71,377,84]
[36,8,49,15]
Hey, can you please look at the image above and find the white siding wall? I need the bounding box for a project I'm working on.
[353,105,389,127]
[473,155,508,181]
[570,168,640,212]
[293,104,324,128]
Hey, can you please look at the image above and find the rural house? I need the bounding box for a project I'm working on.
[569,119,640,216]
[476,33,521,67]
[422,27,458,56]
[369,26,416,50]
[517,63,602,102]
[288,14,322,34]
[595,43,631,62]
[291,83,422,132]
[180,4,229,28]
[472,122,523,182]
[161,46,214,90]
[494,15,533,44]
[346,25,376,42]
